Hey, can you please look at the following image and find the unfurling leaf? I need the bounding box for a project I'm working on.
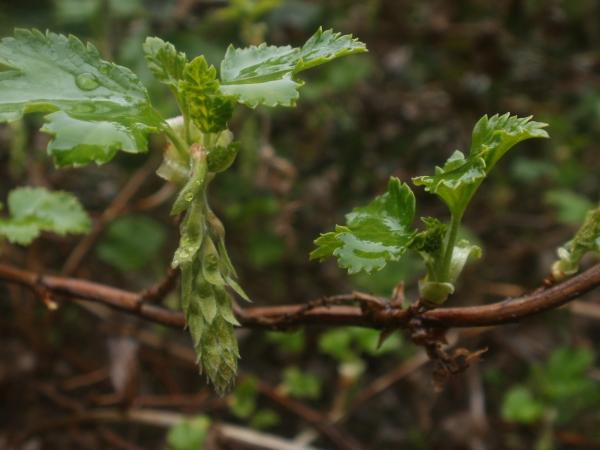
[0,29,163,166]
[552,206,600,280]
[447,239,482,283]
[0,187,90,244]
[311,177,416,274]
[470,113,549,169]
[143,37,187,88]
[411,218,447,258]
[412,150,486,217]
[410,217,447,275]
[419,239,481,305]
[413,114,548,217]
[182,56,235,133]
[219,27,367,108]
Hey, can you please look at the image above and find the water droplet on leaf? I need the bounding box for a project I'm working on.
[75,73,100,91]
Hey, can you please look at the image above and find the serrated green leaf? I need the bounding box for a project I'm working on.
[0,187,90,245]
[413,114,548,217]
[182,56,235,133]
[8,187,90,235]
[0,29,162,166]
[219,27,367,108]
[311,231,342,261]
[311,177,416,274]
[41,111,152,166]
[0,220,40,245]
[143,37,187,87]
[470,113,549,168]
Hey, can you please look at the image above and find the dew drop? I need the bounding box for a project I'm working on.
[75,73,100,91]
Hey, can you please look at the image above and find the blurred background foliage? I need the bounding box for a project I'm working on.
[0,0,599,449]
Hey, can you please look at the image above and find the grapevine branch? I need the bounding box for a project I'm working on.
[1,262,599,330]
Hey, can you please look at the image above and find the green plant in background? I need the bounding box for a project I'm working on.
[281,366,322,399]
[0,27,366,394]
[312,114,549,305]
[0,187,90,245]
[96,214,166,271]
[166,415,211,450]
[228,376,281,429]
[210,0,282,44]
[502,347,599,447]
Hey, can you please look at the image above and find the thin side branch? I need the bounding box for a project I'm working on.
[1,263,600,330]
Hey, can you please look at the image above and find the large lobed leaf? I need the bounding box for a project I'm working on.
[311,177,416,274]
[0,29,162,166]
[0,187,90,245]
[414,113,548,217]
[219,27,367,108]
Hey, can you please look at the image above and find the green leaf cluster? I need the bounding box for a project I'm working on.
[281,367,322,400]
[313,114,548,305]
[228,376,280,429]
[502,347,599,425]
[0,27,368,394]
[318,327,403,363]
[0,187,90,245]
[140,28,367,394]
